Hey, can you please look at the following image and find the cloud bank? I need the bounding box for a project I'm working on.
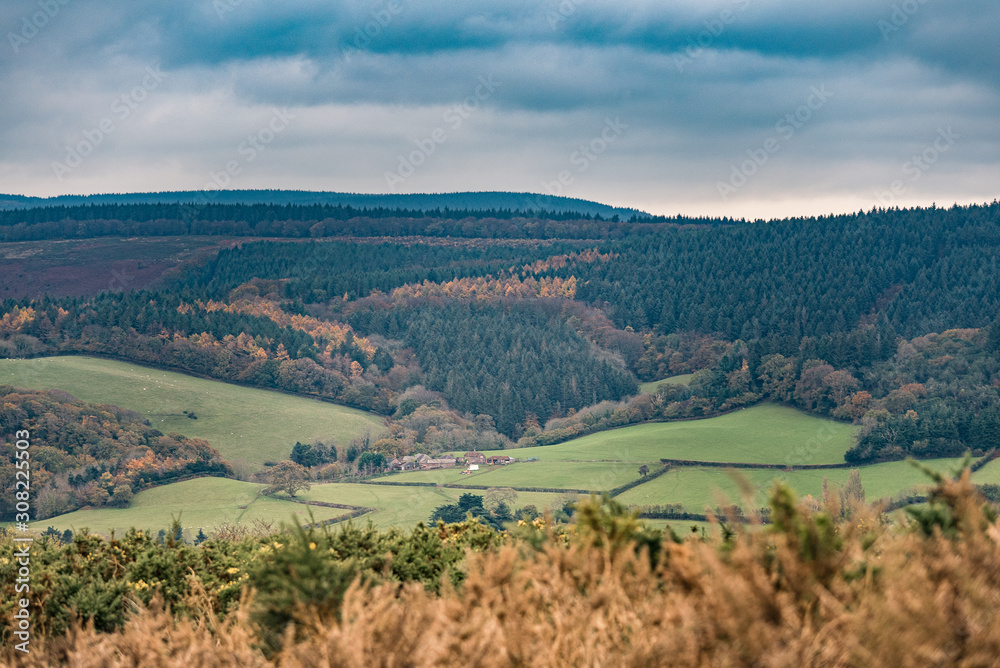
[1,0,998,217]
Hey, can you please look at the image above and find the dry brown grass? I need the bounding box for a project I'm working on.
[5,472,999,667]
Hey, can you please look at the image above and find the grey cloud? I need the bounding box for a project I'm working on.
[0,0,998,216]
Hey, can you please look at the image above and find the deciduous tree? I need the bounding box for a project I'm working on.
[265,460,311,498]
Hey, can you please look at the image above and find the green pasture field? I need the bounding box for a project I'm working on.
[28,477,346,536]
[300,483,565,530]
[639,374,693,394]
[27,477,566,535]
[0,356,384,471]
[27,454,994,537]
[483,403,857,465]
[975,458,1000,479]
[373,461,643,492]
[615,457,1000,512]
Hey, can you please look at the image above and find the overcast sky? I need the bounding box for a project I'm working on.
[1,0,998,218]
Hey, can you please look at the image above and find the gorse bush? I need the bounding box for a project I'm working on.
[0,515,499,648]
[3,465,1000,666]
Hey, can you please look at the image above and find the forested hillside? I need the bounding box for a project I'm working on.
[1,200,999,467]
[174,238,586,302]
[0,200,728,243]
[562,203,1000,340]
[349,300,637,436]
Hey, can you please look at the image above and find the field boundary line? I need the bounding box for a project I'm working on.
[659,458,852,470]
[357,479,604,494]
[608,464,672,498]
[261,492,376,525]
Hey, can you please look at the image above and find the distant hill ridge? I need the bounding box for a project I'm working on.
[0,190,649,218]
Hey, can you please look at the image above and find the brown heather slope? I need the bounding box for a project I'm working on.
[0,236,237,299]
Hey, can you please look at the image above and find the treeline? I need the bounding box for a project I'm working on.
[844,328,1000,462]
[0,202,686,242]
[1,188,656,217]
[0,287,640,441]
[0,201,632,225]
[0,387,230,520]
[0,292,397,414]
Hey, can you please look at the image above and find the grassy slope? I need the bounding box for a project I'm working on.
[30,478,566,534]
[0,356,384,471]
[975,458,1000,479]
[617,457,1000,511]
[374,404,856,496]
[300,484,564,530]
[14,360,989,531]
[483,403,857,465]
[29,477,346,535]
[639,374,693,394]
[374,461,642,491]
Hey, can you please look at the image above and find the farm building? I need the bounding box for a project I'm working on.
[464,451,487,465]
[420,457,457,470]
[387,455,425,471]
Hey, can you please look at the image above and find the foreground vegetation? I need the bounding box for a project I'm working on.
[2,467,998,666]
